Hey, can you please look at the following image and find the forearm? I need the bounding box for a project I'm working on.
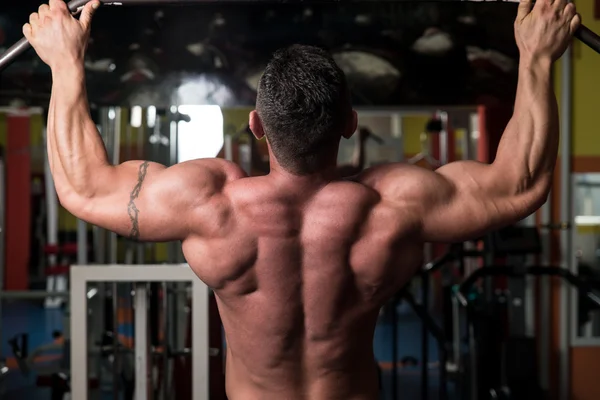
[494,57,558,195]
[48,64,110,200]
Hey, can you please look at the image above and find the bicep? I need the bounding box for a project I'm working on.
[420,162,506,242]
[365,161,536,243]
[69,160,230,242]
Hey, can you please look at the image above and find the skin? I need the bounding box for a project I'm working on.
[25,0,580,398]
[243,124,374,176]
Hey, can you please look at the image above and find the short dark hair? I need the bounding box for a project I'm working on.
[256,45,352,175]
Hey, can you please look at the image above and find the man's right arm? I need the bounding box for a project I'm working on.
[360,0,578,243]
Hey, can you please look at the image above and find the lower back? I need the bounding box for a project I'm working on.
[224,350,380,400]
[220,288,381,399]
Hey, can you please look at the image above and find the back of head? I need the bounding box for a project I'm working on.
[256,45,352,175]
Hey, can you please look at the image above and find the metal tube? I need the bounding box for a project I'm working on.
[162,281,169,400]
[522,215,536,337]
[239,143,252,175]
[391,293,398,400]
[421,275,429,400]
[70,269,89,400]
[112,283,120,399]
[168,115,179,263]
[70,265,209,400]
[0,291,70,299]
[391,114,404,162]
[43,128,61,307]
[437,111,449,165]
[0,154,5,293]
[539,198,551,391]
[135,283,150,400]
[77,220,87,266]
[191,275,210,400]
[1,0,599,73]
[559,39,573,400]
[108,107,122,398]
[0,153,4,355]
[468,321,478,400]
[109,107,121,265]
[224,135,234,162]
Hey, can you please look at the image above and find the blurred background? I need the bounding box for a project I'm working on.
[0,1,598,400]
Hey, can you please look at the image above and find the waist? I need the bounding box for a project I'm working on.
[224,352,379,400]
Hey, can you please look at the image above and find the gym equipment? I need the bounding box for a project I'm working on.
[0,0,599,74]
[395,241,483,400]
[69,265,209,400]
[457,265,600,400]
[454,226,600,400]
[7,331,74,399]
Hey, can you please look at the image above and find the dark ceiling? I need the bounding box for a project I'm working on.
[0,0,520,107]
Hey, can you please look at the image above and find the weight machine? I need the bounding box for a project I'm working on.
[402,225,600,400]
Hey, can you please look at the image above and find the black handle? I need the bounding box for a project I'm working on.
[456,265,600,308]
[575,24,600,54]
[0,0,98,72]
[1,1,600,73]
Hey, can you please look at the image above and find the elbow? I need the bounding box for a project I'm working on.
[56,191,85,219]
[516,173,553,217]
[55,185,95,222]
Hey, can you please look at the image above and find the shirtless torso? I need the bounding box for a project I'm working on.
[25,0,578,399]
[185,172,422,400]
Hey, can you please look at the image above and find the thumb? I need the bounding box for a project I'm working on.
[516,0,534,23]
[79,1,100,31]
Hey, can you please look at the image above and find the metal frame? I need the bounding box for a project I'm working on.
[569,180,600,347]
[70,265,209,400]
[539,198,551,390]
[559,40,573,400]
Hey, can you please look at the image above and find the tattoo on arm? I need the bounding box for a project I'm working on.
[127,161,150,241]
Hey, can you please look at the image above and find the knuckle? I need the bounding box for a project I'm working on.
[565,3,576,14]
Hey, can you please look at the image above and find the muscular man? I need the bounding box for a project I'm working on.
[25,0,579,398]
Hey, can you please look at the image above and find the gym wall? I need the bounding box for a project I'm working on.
[549,2,600,400]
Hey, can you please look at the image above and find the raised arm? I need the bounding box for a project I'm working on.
[25,0,243,242]
[360,0,580,243]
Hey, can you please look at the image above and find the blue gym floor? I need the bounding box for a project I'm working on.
[1,300,446,400]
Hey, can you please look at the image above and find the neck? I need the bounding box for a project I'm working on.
[267,157,339,190]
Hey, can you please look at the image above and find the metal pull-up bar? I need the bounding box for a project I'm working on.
[0,0,599,72]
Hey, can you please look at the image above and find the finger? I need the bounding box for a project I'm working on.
[570,13,581,35]
[553,0,566,8]
[22,23,33,40]
[563,2,576,19]
[516,0,534,22]
[49,0,67,11]
[38,4,50,18]
[532,0,551,12]
[29,12,39,25]
[79,1,100,31]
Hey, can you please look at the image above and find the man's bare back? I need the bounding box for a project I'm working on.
[26,0,579,398]
[185,173,423,399]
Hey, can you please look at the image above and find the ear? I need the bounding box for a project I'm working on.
[249,110,265,140]
[342,110,358,139]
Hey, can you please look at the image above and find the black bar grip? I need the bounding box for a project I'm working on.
[0,0,96,72]
[575,25,600,54]
[1,1,600,73]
